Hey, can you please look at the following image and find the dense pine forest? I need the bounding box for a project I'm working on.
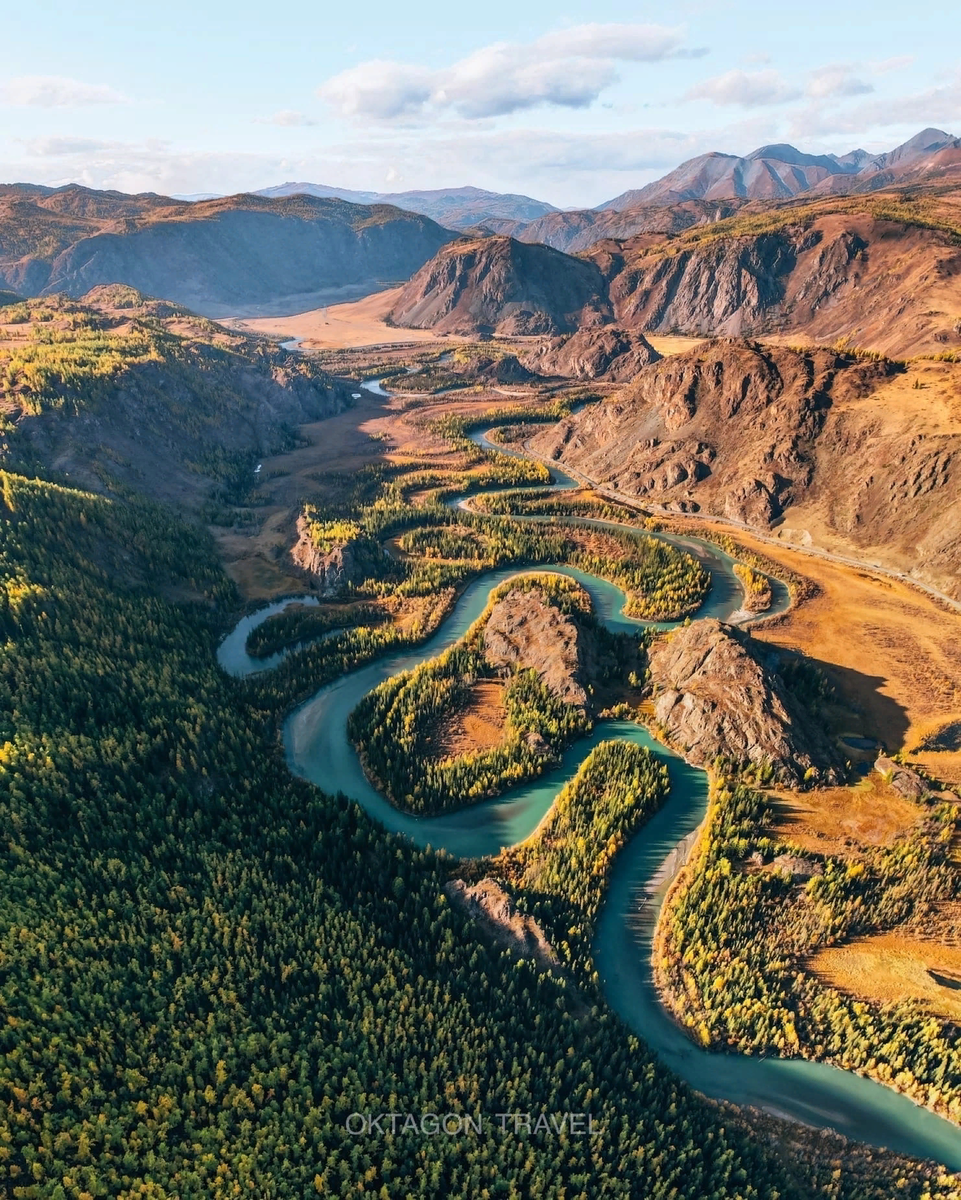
[0,470,840,1199]
[0,302,958,1196]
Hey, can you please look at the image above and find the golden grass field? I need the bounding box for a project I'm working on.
[225,287,446,349]
[771,774,925,858]
[809,932,961,1022]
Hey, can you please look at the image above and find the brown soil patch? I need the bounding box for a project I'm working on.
[428,681,508,761]
[771,774,925,858]
[809,932,961,1022]
[645,334,710,357]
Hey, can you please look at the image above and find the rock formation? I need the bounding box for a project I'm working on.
[290,517,381,597]
[388,235,613,336]
[444,878,558,970]
[522,326,661,381]
[647,619,844,785]
[482,587,599,710]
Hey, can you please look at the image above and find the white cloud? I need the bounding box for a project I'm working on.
[0,75,127,107]
[787,73,961,139]
[806,64,873,100]
[20,136,122,157]
[319,23,697,122]
[255,110,318,127]
[319,61,435,120]
[686,69,801,108]
[871,55,915,74]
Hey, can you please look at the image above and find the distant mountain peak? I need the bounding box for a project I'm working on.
[598,127,960,211]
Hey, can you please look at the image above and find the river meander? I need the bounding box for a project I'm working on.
[217,385,961,1172]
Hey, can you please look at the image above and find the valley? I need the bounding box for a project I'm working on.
[2,122,961,1200]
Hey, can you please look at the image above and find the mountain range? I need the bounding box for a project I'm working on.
[598,128,961,211]
[254,183,558,230]
[0,187,453,315]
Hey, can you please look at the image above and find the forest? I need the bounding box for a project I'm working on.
[495,740,671,985]
[657,771,961,1124]
[0,336,958,1197]
[347,577,607,815]
[0,468,894,1200]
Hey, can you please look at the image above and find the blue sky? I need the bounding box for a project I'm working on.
[1,0,959,207]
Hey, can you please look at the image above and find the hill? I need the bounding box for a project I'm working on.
[0,185,454,315]
[388,235,613,336]
[599,128,960,210]
[255,182,557,230]
[530,339,961,599]
[0,285,348,508]
[592,187,961,357]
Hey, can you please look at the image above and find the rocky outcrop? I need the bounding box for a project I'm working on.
[0,186,454,315]
[483,588,606,711]
[444,878,558,969]
[522,326,661,382]
[291,517,376,597]
[388,235,613,337]
[598,213,961,358]
[875,756,931,801]
[647,620,844,785]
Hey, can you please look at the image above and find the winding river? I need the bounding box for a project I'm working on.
[218,383,961,1172]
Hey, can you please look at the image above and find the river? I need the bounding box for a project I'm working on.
[217,382,961,1172]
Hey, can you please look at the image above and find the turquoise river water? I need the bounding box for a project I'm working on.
[216,392,961,1172]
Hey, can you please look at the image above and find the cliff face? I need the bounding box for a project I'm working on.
[388,236,613,336]
[290,518,382,597]
[529,339,961,599]
[600,213,961,358]
[522,326,661,382]
[0,187,454,315]
[647,620,843,785]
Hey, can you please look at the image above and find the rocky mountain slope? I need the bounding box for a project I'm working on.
[0,286,348,509]
[388,236,612,336]
[521,326,661,382]
[256,183,557,230]
[0,185,453,315]
[599,128,960,210]
[381,184,961,357]
[596,197,961,358]
[483,586,599,711]
[647,619,843,785]
[530,339,961,599]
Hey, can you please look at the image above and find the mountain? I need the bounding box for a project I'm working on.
[255,183,558,231]
[388,235,612,336]
[530,339,961,599]
[599,128,960,210]
[592,189,961,358]
[0,185,454,316]
[0,284,349,508]
[514,199,745,253]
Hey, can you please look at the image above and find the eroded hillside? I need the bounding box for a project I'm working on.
[530,339,961,599]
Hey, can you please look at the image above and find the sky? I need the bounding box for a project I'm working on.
[1,0,960,208]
